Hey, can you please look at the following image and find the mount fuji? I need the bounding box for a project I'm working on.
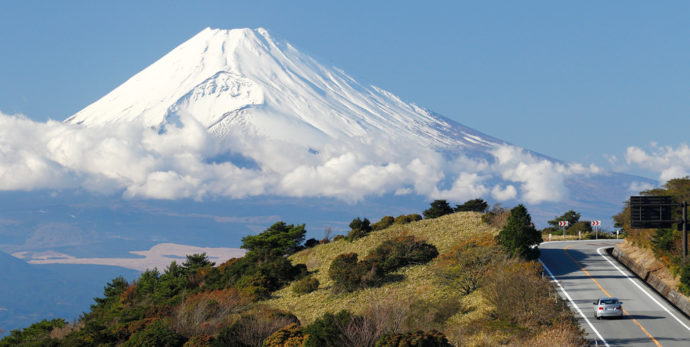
[66,28,503,152]
[59,27,649,214]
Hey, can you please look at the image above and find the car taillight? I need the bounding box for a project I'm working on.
[615,306,621,310]
[598,307,603,310]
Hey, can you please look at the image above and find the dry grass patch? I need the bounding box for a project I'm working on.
[263,212,495,324]
[261,211,585,346]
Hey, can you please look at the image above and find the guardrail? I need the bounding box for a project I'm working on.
[609,246,690,317]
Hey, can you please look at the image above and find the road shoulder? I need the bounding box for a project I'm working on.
[610,243,690,318]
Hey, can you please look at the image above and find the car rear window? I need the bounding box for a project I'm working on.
[601,299,618,305]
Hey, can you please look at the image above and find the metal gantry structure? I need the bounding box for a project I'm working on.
[630,196,688,261]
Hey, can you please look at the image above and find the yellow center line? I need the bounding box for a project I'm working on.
[563,245,662,347]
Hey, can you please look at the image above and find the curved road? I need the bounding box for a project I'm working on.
[539,240,690,346]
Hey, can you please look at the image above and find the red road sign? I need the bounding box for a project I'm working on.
[559,221,569,227]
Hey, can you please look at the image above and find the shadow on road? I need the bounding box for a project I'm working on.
[624,313,666,320]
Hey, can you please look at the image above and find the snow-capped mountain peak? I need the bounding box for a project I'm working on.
[65,27,504,153]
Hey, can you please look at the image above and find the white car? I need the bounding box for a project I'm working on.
[593,297,623,319]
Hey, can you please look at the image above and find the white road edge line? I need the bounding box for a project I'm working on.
[538,258,610,347]
[596,247,690,331]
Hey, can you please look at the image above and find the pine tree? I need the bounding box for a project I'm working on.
[547,210,581,228]
[498,205,542,260]
[423,200,455,219]
[455,199,489,213]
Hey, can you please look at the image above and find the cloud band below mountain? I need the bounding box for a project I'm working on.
[1,111,605,204]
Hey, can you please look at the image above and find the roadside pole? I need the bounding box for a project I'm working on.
[591,220,601,240]
[559,221,569,240]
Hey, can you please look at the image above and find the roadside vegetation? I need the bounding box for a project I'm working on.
[541,209,617,240]
[613,177,690,296]
[2,199,586,346]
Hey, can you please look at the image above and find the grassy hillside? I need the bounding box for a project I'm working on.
[264,212,493,323]
[262,212,585,346]
[2,209,586,346]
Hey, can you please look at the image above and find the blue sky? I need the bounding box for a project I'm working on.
[1,1,690,180]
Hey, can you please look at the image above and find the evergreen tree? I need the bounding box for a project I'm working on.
[423,200,455,219]
[498,205,542,260]
[182,253,214,272]
[455,198,489,213]
[241,222,306,258]
[547,210,581,228]
[92,276,129,308]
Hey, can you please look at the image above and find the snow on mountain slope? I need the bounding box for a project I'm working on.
[65,28,505,153]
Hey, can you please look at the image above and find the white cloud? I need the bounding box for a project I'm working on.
[489,145,602,204]
[492,184,517,201]
[628,181,655,193]
[625,144,690,182]
[0,110,606,205]
[432,172,488,201]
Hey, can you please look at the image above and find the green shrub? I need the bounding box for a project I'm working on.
[347,217,372,241]
[333,235,345,242]
[263,323,307,347]
[292,276,320,295]
[0,318,67,346]
[375,330,451,347]
[359,260,386,287]
[304,238,319,248]
[652,228,676,254]
[407,214,423,222]
[365,236,439,273]
[347,228,370,242]
[455,199,488,213]
[680,263,690,296]
[122,320,186,347]
[393,214,421,225]
[329,253,370,292]
[303,310,353,347]
[330,237,437,292]
[423,200,454,219]
[372,216,395,230]
[394,215,412,224]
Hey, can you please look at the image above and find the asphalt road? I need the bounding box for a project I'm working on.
[539,239,690,346]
